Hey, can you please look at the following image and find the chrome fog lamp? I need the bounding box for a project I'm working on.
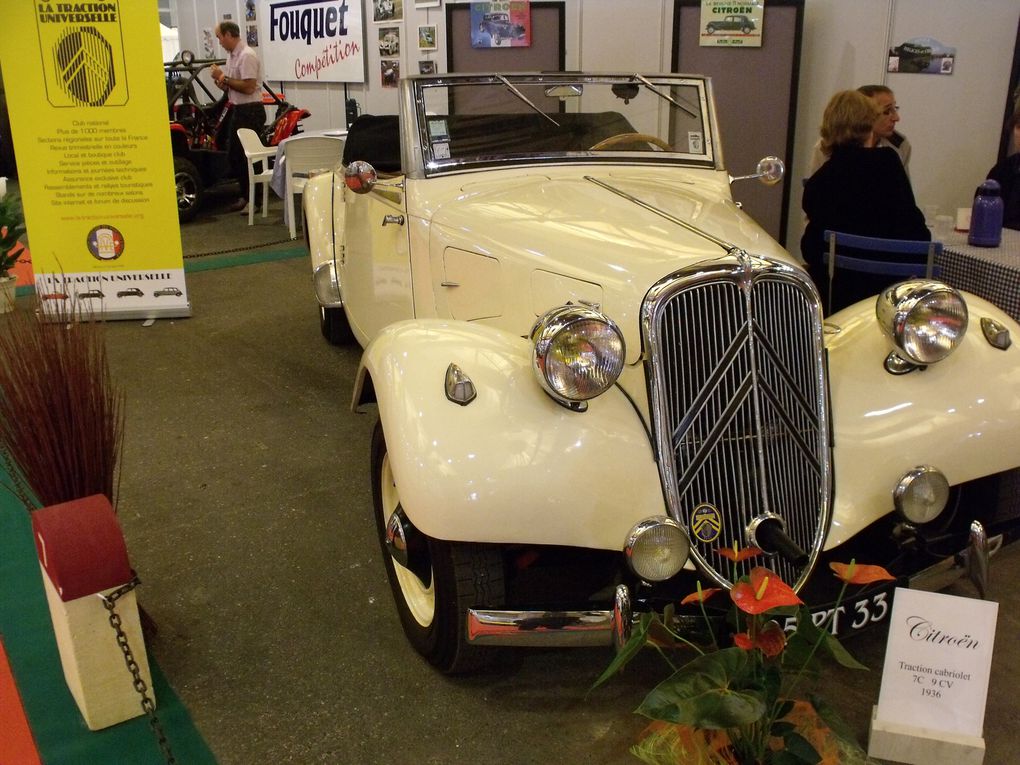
[876,281,968,365]
[531,305,625,408]
[624,516,690,582]
[894,465,950,524]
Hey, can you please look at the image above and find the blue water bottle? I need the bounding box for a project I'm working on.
[968,179,1004,247]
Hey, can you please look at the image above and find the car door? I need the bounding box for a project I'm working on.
[338,181,413,344]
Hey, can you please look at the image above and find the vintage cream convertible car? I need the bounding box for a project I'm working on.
[303,73,1020,672]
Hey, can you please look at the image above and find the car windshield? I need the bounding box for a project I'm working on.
[407,73,716,176]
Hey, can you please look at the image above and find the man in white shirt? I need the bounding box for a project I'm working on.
[211,22,265,213]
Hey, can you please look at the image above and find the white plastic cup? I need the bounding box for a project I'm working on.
[956,207,971,232]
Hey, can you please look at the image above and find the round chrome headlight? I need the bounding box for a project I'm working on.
[894,465,950,524]
[876,281,968,365]
[531,306,625,405]
[625,516,690,582]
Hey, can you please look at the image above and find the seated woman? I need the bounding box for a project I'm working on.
[986,109,1020,230]
[801,90,929,313]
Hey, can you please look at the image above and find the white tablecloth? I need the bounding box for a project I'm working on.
[938,227,1020,322]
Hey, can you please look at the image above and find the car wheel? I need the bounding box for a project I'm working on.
[319,305,354,345]
[371,422,505,673]
[706,24,716,34]
[741,26,752,34]
[174,157,203,223]
[493,33,502,45]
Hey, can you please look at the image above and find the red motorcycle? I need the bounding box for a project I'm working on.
[166,51,310,222]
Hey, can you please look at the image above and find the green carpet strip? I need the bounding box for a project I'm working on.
[0,473,217,764]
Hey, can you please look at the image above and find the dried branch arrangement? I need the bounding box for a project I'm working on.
[0,300,124,510]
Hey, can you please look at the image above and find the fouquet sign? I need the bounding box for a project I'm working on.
[259,0,366,83]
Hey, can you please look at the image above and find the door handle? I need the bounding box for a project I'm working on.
[382,214,405,226]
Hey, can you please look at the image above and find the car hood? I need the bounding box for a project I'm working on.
[424,168,797,362]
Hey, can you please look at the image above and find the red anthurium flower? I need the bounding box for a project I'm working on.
[732,622,786,658]
[730,567,803,614]
[756,620,787,658]
[830,561,896,585]
[680,586,721,605]
[717,543,763,563]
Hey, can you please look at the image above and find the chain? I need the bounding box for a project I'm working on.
[98,576,177,765]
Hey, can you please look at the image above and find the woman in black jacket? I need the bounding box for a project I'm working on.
[801,90,929,312]
[986,109,1020,230]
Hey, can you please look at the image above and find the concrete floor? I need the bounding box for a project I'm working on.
[99,194,1020,764]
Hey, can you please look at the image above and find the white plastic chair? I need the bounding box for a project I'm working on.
[236,128,276,226]
[283,136,344,239]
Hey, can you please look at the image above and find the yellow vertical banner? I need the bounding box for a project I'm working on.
[0,1,190,318]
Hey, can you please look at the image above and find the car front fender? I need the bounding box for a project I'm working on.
[303,172,340,306]
[354,319,665,550]
[825,291,1020,548]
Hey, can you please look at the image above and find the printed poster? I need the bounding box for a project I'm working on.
[700,0,764,48]
[470,1,531,48]
[888,37,956,75]
[259,0,366,82]
[0,1,189,319]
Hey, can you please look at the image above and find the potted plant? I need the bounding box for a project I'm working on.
[0,192,26,313]
[595,546,894,764]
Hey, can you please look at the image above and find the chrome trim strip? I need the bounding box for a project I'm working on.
[584,175,737,254]
[466,607,617,647]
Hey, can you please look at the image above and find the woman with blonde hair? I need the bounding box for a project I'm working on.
[801,90,929,312]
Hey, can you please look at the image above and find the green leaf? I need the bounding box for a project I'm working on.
[775,699,795,719]
[819,631,868,671]
[810,694,865,753]
[770,720,796,737]
[590,612,653,691]
[779,731,822,764]
[636,647,767,728]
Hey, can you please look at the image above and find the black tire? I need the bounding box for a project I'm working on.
[493,33,502,45]
[706,24,716,34]
[320,305,354,345]
[371,422,505,673]
[174,157,203,223]
[741,26,752,34]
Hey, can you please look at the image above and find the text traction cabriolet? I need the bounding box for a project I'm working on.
[303,73,1020,672]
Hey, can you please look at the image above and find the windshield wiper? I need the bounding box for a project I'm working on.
[496,75,560,127]
[633,74,698,118]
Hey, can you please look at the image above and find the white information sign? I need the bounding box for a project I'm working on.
[876,588,997,738]
[258,0,366,83]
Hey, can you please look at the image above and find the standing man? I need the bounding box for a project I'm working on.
[211,21,265,214]
[806,84,912,177]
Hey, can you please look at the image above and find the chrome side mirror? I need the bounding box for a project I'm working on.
[344,160,378,194]
[729,155,785,186]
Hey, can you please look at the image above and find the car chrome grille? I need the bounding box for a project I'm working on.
[643,259,830,590]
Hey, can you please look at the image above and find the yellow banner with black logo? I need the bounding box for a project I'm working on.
[0,1,189,318]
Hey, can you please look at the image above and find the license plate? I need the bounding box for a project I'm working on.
[782,579,900,638]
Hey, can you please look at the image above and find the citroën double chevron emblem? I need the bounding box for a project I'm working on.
[53,26,116,106]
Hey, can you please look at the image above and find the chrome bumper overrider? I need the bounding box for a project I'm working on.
[908,522,1001,597]
[466,585,633,649]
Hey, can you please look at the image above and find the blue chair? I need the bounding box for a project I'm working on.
[822,230,942,313]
